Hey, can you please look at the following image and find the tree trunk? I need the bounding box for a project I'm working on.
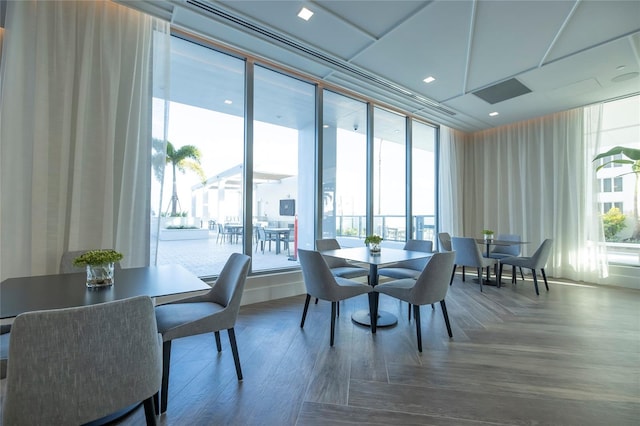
[632,173,640,240]
[171,162,178,216]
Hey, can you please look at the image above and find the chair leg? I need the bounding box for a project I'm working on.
[499,263,504,287]
[159,340,172,414]
[330,301,337,346]
[214,331,222,352]
[450,265,456,286]
[440,300,453,338]
[519,267,525,280]
[408,302,412,321]
[414,304,422,352]
[479,274,483,292]
[541,268,549,291]
[227,328,243,380]
[512,265,516,284]
[462,266,466,281]
[315,298,319,304]
[337,301,340,317]
[143,396,157,426]
[300,294,311,328]
[531,269,540,295]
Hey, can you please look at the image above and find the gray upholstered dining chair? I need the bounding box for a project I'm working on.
[3,296,161,425]
[499,239,553,295]
[450,237,500,292]
[378,239,434,320]
[0,324,10,380]
[438,232,452,252]
[378,240,433,280]
[374,251,455,352]
[298,249,374,345]
[315,238,369,280]
[488,233,524,280]
[154,253,251,414]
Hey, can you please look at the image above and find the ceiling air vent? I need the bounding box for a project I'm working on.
[473,78,532,104]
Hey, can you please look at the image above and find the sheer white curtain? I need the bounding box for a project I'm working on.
[439,126,466,238]
[0,1,169,279]
[464,108,608,282]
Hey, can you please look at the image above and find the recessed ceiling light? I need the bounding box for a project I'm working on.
[298,7,314,21]
[224,99,232,105]
[489,112,499,117]
[323,124,329,128]
[616,65,626,71]
[423,76,436,84]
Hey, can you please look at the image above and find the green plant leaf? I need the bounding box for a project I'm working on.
[593,146,640,162]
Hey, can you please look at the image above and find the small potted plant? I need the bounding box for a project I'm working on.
[73,249,124,288]
[482,229,494,241]
[364,234,383,253]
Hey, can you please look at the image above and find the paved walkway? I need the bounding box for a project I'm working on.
[154,230,297,278]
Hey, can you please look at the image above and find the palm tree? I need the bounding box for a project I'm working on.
[594,146,640,240]
[162,141,206,216]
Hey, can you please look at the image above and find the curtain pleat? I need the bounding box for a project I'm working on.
[0,1,169,279]
[462,109,608,282]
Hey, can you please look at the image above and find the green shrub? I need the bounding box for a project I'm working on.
[602,207,626,241]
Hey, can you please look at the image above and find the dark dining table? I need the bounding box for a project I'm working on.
[318,246,433,328]
[0,264,211,319]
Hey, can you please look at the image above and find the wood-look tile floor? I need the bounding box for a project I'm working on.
[3,274,639,425]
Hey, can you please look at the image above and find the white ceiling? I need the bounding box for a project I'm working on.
[123,0,640,133]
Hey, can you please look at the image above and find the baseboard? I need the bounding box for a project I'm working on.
[241,271,305,305]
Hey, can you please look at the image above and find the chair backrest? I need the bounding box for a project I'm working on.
[298,249,343,301]
[438,232,452,251]
[411,251,456,305]
[315,238,351,269]
[315,238,340,251]
[530,239,553,269]
[207,253,251,317]
[258,226,266,240]
[491,234,521,256]
[59,249,122,274]
[451,237,483,267]
[396,239,433,271]
[3,296,161,425]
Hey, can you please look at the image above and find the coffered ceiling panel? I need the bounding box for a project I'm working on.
[120,0,640,132]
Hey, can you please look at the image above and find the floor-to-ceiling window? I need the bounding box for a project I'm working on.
[321,90,367,247]
[252,66,315,271]
[411,121,437,245]
[152,34,439,278]
[593,95,640,266]
[373,107,406,244]
[153,36,245,277]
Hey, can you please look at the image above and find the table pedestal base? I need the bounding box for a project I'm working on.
[351,310,397,327]
[472,278,500,287]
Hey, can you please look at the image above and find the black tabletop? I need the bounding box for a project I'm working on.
[0,264,210,319]
[319,246,432,266]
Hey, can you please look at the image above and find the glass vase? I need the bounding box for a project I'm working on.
[369,242,381,253]
[86,263,115,288]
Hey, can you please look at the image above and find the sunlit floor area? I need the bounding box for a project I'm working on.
[72,274,639,425]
